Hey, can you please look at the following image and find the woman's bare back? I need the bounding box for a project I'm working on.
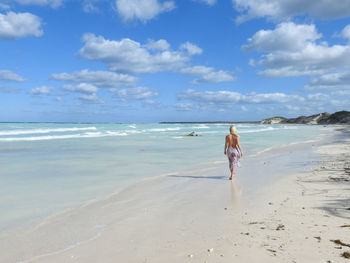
[226,134,238,148]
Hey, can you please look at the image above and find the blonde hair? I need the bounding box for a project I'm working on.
[230,125,238,136]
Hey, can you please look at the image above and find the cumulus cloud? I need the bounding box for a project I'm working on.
[0,86,20,93]
[0,3,10,10]
[82,0,101,13]
[233,0,350,23]
[174,102,198,111]
[244,22,350,77]
[307,93,329,101]
[305,71,350,90]
[0,11,43,40]
[243,23,321,52]
[0,70,25,82]
[62,83,98,93]
[191,70,236,84]
[180,42,203,55]
[115,0,175,22]
[177,89,304,105]
[176,88,350,115]
[142,99,165,108]
[341,24,350,40]
[179,66,214,76]
[79,34,197,74]
[78,34,235,84]
[112,87,158,100]
[6,0,62,8]
[29,86,52,95]
[144,39,170,51]
[51,69,138,87]
[179,66,236,84]
[79,93,103,103]
[193,0,217,5]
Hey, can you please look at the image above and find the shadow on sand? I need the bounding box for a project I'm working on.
[168,175,227,180]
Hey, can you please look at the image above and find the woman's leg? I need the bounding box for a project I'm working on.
[230,167,236,180]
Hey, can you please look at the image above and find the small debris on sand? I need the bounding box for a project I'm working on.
[188,254,194,258]
[341,225,350,228]
[330,240,350,248]
[276,224,285,231]
[267,249,277,253]
[207,248,214,253]
[342,251,350,258]
[314,236,321,242]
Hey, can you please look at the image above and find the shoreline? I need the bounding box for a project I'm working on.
[1,126,349,262]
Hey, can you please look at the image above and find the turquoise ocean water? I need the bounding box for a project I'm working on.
[0,122,330,234]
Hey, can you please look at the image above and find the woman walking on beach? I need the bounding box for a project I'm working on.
[224,125,243,180]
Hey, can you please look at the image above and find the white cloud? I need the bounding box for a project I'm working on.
[193,0,217,5]
[233,0,350,23]
[244,22,350,77]
[82,0,100,13]
[79,34,234,84]
[179,66,214,76]
[307,93,330,101]
[0,86,20,93]
[0,70,25,82]
[8,0,62,8]
[180,42,203,55]
[51,69,138,87]
[240,105,248,111]
[341,24,350,40]
[30,86,52,95]
[191,70,236,84]
[331,89,350,96]
[243,23,321,52]
[179,66,236,84]
[79,93,104,103]
[79,34,195,74]
[144,39,170,51]
[285,105,301,111]
[0,3,10,9]
[112,87,158,100]
[174,102,198,111]
[142,99,165,108]
[248,59,256,67]
[62,83,99,93]
[177,89,304,105]
[306,71,350,90]
[0,11,43,40]
[115,0,175,22]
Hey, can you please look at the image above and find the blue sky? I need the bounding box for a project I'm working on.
[1,0,350,123]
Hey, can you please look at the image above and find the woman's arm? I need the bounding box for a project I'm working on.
[237,137,243,157]
[224,136,228,155]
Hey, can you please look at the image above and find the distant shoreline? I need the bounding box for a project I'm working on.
[159,121,260,124]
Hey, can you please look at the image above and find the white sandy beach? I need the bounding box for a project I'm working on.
[1,126,349,263]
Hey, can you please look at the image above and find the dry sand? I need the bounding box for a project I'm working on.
[1,127,350,263]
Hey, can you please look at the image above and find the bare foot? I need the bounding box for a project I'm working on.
[229,176,232,180]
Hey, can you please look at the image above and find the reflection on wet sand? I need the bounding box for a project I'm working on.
[230,180,242,207]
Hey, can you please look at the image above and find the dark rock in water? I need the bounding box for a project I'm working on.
[185,131,199,136]
[260,111,350,125]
